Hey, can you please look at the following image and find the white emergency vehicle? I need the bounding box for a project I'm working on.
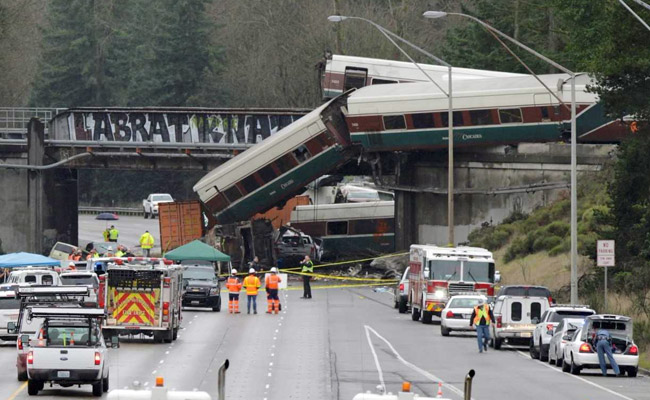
[25,307,114,396]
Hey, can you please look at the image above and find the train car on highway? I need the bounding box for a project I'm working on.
[317,53,524,100]
[289,201,395,259]
[194,93,353,225]
[345,73,631,151]
[408,245,496,324]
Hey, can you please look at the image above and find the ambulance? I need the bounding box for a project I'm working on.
[100,258,183,343]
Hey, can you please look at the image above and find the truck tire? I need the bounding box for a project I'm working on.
[92,380,103,397]
[398,297,408,314]
[103,373,109,392]
[17,370,27,381]
[27,380,40,396]
[213,296,221,312]
[153,331,164,343]
[441,325,451,336]
[144,209,149,219]
[562,357,570,372]
[628,367,638,377]
[163,328,173,343]
[411,306,420,321]
[569,356,581,375]
[421,310,433,324]
[529,339,539,359]
[493,338,502,350]
[173,327,178,341]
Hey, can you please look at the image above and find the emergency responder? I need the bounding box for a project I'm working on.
[248,256,261,272]
[115,245,126,258]
[242,268,261,314]
[226,269,242,314]
[265,267,282,314]
[105,246,115,257]
[86,249,99,260]
[108,225,119,242]
[469,298,495,353]
[595,329,622,376]
[68,249,82,261]
[139,230,155,257]
[299,255,313,299]
[102,228,110,242]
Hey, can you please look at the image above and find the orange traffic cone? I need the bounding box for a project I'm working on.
[436,382,443,398]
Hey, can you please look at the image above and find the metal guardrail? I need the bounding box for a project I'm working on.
[0,107,65,138]
[78,206,143,216]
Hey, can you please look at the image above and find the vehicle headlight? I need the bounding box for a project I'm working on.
[433,289,446,299]
[209,288,219,295]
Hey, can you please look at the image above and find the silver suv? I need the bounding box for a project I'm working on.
[530,304,595,361]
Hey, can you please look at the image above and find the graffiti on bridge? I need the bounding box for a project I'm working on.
[62,111,306,144]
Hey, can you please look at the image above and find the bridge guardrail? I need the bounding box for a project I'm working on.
[78,206,143,216]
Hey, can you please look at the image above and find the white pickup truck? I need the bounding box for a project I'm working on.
[25,307,115,397]
[142,193,174,219]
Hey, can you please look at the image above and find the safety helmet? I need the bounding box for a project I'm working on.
[270,267,278,273]
[249,268,256,274]
[231,269,237,275]
[107,246,113,251]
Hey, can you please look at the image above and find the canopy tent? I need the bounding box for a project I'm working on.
[0,252,61,268]
[164,240,230,262]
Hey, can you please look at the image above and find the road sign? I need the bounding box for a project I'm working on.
[597,240,615,267]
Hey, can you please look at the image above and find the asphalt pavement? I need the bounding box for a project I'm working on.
[78,215,161,256]
[0,284,648,400]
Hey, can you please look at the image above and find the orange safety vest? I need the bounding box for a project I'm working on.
[265,274,281,290]
[473,304,491,325]
[243,275,261,295]
[226,276,242,293]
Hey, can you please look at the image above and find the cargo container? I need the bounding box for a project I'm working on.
[159,201,204,253]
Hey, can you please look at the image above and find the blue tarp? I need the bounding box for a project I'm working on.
[0,252,61,268]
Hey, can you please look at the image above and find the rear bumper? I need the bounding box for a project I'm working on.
[28,368,102,382]
[441,318,474,330]
[182,294,220,307]
[575,353,639,368]
[494,329,533,339]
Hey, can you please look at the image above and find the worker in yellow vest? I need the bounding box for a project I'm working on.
[242,268,261,314]
[108,225,119,242]
[469,298,495,353]
[139,230,155,257]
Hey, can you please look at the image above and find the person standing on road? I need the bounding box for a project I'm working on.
[248,256,261,272]
[108,225,119,242]
[102,228,110,242]
[139,230,155,257]
[595,329,622,376]
[265,267,282,314]
[243,268,261,314]
[469,298,495,353]
[299,255,314,299]
[226,269,242,314]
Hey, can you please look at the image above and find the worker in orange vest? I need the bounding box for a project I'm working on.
[265,267,282,314]
[225,269,242,314]
[242,268,261,314]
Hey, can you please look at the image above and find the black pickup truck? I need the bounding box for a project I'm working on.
[181,266,223,311]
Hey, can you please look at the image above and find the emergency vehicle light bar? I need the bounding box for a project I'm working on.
[18,286,89,296]
[551,304,592,309]
[29,307,105,318]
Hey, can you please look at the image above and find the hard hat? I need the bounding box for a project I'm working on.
[69,262,75,267]
[231,269,237,275]
[249,268,256,274]
[107,246,113,251]
[270,267,278,273]
[477,297,485,305]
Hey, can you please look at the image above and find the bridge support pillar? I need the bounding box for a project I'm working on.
[27,118,45,253]
[395,155,417,251]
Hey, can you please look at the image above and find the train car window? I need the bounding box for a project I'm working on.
[344,67,368,91]
[469,110,493,125]
[499,108,523,123]
[440,111,465,127]
[207,192,228,209]
[274,154,297,174]
[258,165,276,183]
[223,185,243,203]
[541,107,550,121]
[411,113,435,129]
[240,175,259,194]
[383,115,406,130]
[292,145,312,163]
[327,221,348,235]
[371,78,398,85]
[351,218,394,235]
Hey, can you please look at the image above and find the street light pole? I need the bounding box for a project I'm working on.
[328,15,456,246]
[424,11,579,304]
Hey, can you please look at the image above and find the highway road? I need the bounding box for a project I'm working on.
[78,215,162,256]
[0,285,648,400]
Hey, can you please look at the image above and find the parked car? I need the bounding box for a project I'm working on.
[49,242,83,263]
[548,318,585,367]
[562,314,639,376]
[0,286,20,341]
[143,193,174,219]
[530,304,596,361]
[274,227,322,262]
[181,266,223,311]
[440,293,488,336]
[59,272,100,306]
[393,267,410,313]
[6,268,61,287]
[496,285,553,304]
[490,294,550,349]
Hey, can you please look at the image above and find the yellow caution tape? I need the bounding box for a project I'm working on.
[283,269,398,283]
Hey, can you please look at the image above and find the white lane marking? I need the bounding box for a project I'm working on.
[266,384,270,389]
[269,362,273,366]
[271,353,274,357]
[363,325,386,394]
[144,382,149,387]
[151,370,157,375]
[275,329,279,333]
[165,351,169,355]
[365,325,466,399]
[268,372,272,377]
[159,360,164,364]
[510,347,635,400]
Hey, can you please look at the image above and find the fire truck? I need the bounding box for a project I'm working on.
[408,245,496,324]
[99,258,183,343]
